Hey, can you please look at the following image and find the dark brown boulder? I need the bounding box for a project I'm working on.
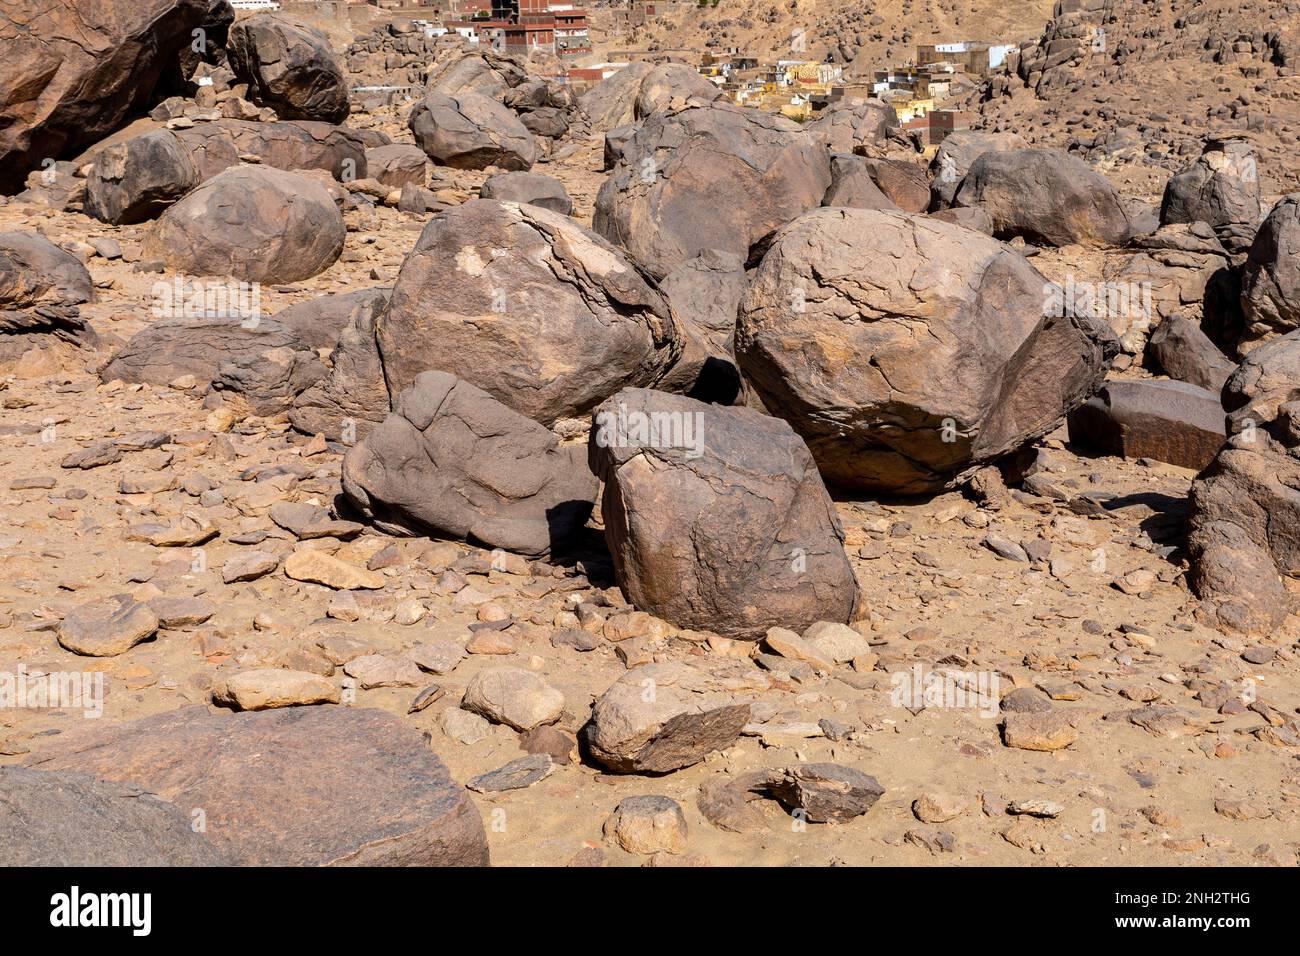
[736,207,1117,494]
[1240,194,1300,347]
[479,171,573,215]
[1146,315,1237,391]
[227,14,350,123]
[142,165,344,283]
[377,199,680,425]
[589,388,859,638]
[343,371,598,555]
[655,250,748,403]
[0,0,207,194]
[25,705,490,866]
[408,92,536,171]
[84,130,199,225]
[593,101,831,279]
[1067,379,1227,471]
[1187,331,1300,635]
[1160,136,1261,242]
[953,148,1131,247]
[928,130,1027,208]
[821,154,901,211]
[860,157,929,214]
[0,767,228,866]
[0,232,94,311]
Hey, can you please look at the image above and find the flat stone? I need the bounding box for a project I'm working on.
[212,668,340,710]
[283,549,383,590]
[913,791,967,823]
[409,639,467,675]
[221,550,280,583]
[57,595,159,657]
[462,666,564,731]
[25,706,489,865]
[148,596,214,628]
[467,754,554,793]
[343,654,424,689]
[1001,711,1078,751]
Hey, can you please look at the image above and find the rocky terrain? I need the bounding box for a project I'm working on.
[1,0,1298,869]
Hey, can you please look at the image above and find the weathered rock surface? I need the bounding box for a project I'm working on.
[1240,194,1300,347]
[655,250,748,402]
[57,595,159,657]
[343,371,597,555]
[594,101,831,279]
[1146,315,1237,391]
[822,154,901,211]
[736,207,1117,493]
[928,130,1028,208]
[462,666,564,731]
[211,668,340,710]
[1068,379,1227,470]
[0,767,227,866]
[1161,136,1261,245]
[142,166,345,283]
[101,318,306,387]
[590,388,858,638]
[479,171,573,215]
[953,148,1131,247]
[228,14,350,123]
[377,199,680,424]
[0,0,208,194]
[290,289,392,441]
[84,130,199,225]
[408,92,536,171]
[26,706,489,865]
[365,143,428,189]
[1188,331,1300,634]
[604,795,688,854]
[804,98,898,155]
[584,662,752,773]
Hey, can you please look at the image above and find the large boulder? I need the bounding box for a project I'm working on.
[1187,331,1300,635]
[735,207,1117,494]
[589,388,859,637]
[269,287,389,352]
[804,98,898,155]
[0,231,96,362]
[101,317,305,387]
[142,166,345,283]
[377,200,680,425]
[1067,379,1226,471]
[25,705,490,866]
[1160,135,1261,249]
[479,171,573,215]
[342,371,598,556]
[822,154,901,211]
[0,767,228,866]
[632,63,725,118]
[1146,315,1237,392]
[0,232,94,311]
[86,122,367,224]
[576,62,653,132]
[365,143,428,189]
[408,92,536,171]
[423,47,529,100]
[1240,194,1300,348]
[227,14,349,123]
[952,148,1131,247]
[84,130,199,225]
[928,130,1027,208]
[0,0,207,193]
[593,101,831,279]
[858,157,929,214]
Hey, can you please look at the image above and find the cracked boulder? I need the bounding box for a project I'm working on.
[589,388,858,638]
[593,101,831,279]
[736,207,1117,494]
[377,199,680,425]
[342,371,598,556]
[0,231,97,364]
[1240,194,1300,349]
[142,165,345,283]
[408,92,536,171]
[227,14,350,123]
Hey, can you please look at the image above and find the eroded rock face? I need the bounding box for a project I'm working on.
[953,148,1132,247]
[589,388,859,638]
[101,318,304,387]
[1146,315,1237,392]
[656,249,748,403]
[142,166,345,283]
[822,154,901,211]
[1188,330,1300,634]
[0,768,228,866]
[632,63,725,119]
[84,131,200,225]
[342,371,598,556]
[25,705,489,866]
[227,14,350,123]
[736,207,1117,494]
[366,143,428,189]
[1240,194,1300,348]
[0,231,96,362]
[377,199,680,425]
[408,92,536,171]
[593,101,831,279]
[174,120,368,182]
[0,0,208,194]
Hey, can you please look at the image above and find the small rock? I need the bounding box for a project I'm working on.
[604,795,688,855]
